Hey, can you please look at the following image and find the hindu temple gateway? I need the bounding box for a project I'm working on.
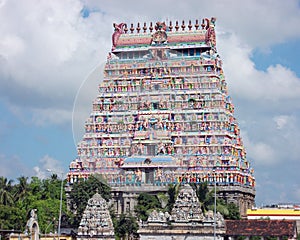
[67,18,256,216]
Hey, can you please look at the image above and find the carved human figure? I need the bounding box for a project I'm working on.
[205,17,217,48]
[112,23,125,51]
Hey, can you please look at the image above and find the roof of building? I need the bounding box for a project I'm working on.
[225,220,297,236]
[247,208,300,216]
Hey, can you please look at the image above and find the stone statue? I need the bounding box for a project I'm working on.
[205,210,214,220]
[216,211,225,227]
[25,209,40,240]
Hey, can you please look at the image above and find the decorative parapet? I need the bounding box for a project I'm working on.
[111,18,217,51]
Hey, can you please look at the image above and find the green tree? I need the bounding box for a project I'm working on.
[0,205,25,230]
[135,193,161,221]
[194,182,212,213]
[250,236,262,240]
[190,182,240,219]
[13,176,29,202]
[28,199,62,233]
[68,174,111,226]
[165,183,180,212]
[27,176,43,200]
[114,214,139,240]
[226,202,241,220]
[41,174,65,200]
[21,176,68,233]
[190,182,212,212]
[0,177,14,206]
[0,174,71,234]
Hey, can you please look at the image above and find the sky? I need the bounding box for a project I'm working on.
[0,0,300,207]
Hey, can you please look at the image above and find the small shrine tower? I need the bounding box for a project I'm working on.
[68,18,256,217]
[77,191,115,240]
[138,184,226,239]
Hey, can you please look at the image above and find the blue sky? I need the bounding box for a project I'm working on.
[252,40,300,75]
[0,0,300,207]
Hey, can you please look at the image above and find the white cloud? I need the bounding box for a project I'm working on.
[0,35,25,58]
[0,153,66,180]
[0,0,109,126]
[0,154,32,179]
[1,0,300,127]
[247,140,277,166]
[219,32,300,102]
[33,155,65,179]
[273,115,290,129]
[241,112,300,167]
[0,0,300,205]
[31,107,72,126]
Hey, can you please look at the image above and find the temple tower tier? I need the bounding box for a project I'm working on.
[68,18,256,217]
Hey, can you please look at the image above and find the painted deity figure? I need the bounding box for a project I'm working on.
[151,21,167,45]
[205,17,217,49]
[112,23,125,51]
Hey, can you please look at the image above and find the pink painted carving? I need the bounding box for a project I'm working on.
[205,17,216,48]
[155,21,167,31]
[112,23,125,51]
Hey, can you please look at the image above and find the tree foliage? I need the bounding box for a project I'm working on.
[0,205,25,230]
[68,174,111,227]
[226,202,241,220]
[134,193,162,221]
[0,177,14,206]
[0,175,68,236]
[113,214,139,240]
[1,173,241,239]
[165,183,180,212]
[190,182,240,219]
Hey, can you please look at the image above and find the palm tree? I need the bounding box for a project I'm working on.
[191,182,239,219]
[14,176,29,202]
[0,177,14,206]
[165,183,180,212]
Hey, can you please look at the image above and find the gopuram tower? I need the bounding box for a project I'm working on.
[68,18,255,217]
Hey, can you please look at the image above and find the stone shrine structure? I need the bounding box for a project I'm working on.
[138,184,225,240]
[77,191,114,240]
[25,209,40,240]
[68,18,256,217]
